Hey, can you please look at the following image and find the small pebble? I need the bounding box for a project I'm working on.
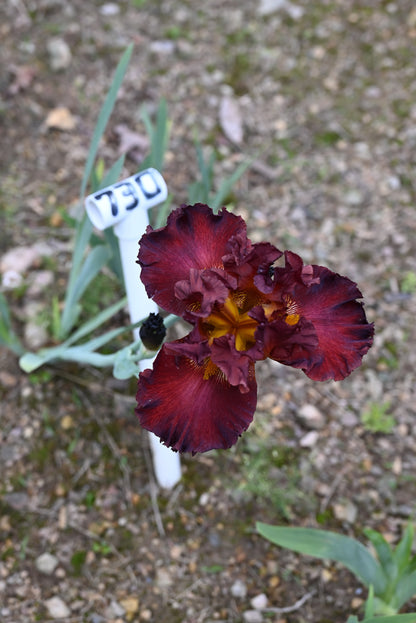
[333,500,358,524]
[155,568,173,588]
[119,596,139,616]
[45,596,70,619]
[150,40,176,55]
[1,270,22,289]
[250,593,268,609]
[47,38,72,71]
[230,579,247,598]
[99,2,120,15]
[300,430,319,448]
[297,404,325,430]
[243,610,263,623]
[106,600,125,618]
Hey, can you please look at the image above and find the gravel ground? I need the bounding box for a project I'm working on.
[1,0,416,621]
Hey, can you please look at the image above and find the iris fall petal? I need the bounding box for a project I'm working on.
[136,344,257,454]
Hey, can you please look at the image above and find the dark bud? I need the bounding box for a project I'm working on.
[139,313,166,350]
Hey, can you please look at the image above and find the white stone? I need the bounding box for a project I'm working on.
[333,500,358,524]
[298,404,325,430]
[230,579,247,598]
[27,270,54,296]
[47,38,72,71]
[0,246,39,274]
[1,270,22,289]
[300,430,319,448]
[259,0,303,19]
[99,2,120,15]
[243,610,263,623]
[36,553,59,575]
[45,596,70,619]
[250,593,268,609]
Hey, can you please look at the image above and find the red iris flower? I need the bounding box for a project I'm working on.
[135,204,373,454]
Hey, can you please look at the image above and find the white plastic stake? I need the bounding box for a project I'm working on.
[85,168,181,489]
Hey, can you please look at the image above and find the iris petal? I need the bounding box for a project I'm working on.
[138,204,246,316]
[273,260,374,381]
[136,343,257,454]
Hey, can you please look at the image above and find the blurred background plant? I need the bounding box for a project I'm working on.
[257,522,416,619]
[0,45,249,379]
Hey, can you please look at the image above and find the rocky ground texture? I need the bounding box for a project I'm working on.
[1,0,416,622]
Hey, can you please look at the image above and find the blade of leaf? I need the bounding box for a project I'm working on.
[113,348,139,379]
[394,524,414,575]
[87,153,125,281]
[364,528,397,580]
[0,293,23,355]
[395,569,416,611]
[211,158,251,212]
[365,584,375,619]
[154,195,173,229]
[256,523,388,595]
[66,214,93,297]
[100,153,126,189]
[103,228,124,281]
[19,346,66,372]
[363,615,416,623]
[152,97,169,171]
[195,140,215,201]
[73,323,138,353]
[60,245,112,337]
[79,44,133,199]
[64,296,127,346]
[54,348,117,367]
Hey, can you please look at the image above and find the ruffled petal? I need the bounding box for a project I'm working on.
[136,344,257,454]
[209,334,255,393]
[274,261,374,381]
[251,307,319,368]
[174,267,237,319]
[223,236,282,292]
[138,204,246,315]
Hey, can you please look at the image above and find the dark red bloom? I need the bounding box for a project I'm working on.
[135,204,373,453]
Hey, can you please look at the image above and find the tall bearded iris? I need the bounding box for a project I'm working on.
[135,204,373,454]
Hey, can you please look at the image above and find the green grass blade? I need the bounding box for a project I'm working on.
[89,153,126,281]
[153,98,169,171]
[211,157,251,212]
[73,324,135,352]
[64,296,127,346]
[79,44,133,199]
[256,523,388,595]
[195,141,215,200]
[0,293,23,355]
[60,245,112,337]
[364,528,397,579]
[19,350,59,372]
[154,195,173,229]
[100,153,126,189]
[363,616,416,623]
[140,98,170,171]
[395,570,416,611]
[67,215,93,291]
[394,524,414,574]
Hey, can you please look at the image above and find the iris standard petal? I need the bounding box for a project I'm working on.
[138,204,246,316]
[135,344,257,454]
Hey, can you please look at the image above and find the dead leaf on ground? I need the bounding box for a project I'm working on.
[219,94,244,144]
[8,65,37,95]
[45,107,76,131]
[114,123,149,160]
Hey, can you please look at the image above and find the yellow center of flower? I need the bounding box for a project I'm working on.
[202,296,258,352]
